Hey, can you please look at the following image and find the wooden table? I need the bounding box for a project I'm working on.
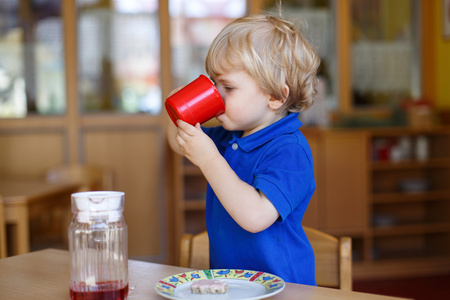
[0,178,80,255]
[0,249,410,300]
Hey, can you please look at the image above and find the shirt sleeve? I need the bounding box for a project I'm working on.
[253,140,315,221]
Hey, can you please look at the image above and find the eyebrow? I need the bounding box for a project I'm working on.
[215,76,236,86]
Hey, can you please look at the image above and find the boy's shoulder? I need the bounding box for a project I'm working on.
[269,126,307,145]
[261,129,312,161]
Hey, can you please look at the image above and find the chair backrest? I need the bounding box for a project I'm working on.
[304,226,352,290]
[179,231,210,270]
[179,227,352,290]
[46,164,114,192]
[0,196,7,258]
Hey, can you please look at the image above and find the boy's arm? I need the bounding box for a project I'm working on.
[202,153,280,233]
[165,87,185,156]
[166,117,184,156]
[176,120,279,233]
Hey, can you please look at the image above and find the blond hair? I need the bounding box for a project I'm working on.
[206,14,320,112]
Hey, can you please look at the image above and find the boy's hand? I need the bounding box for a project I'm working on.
[176,120,220,169]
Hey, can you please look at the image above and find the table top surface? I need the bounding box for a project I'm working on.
[0,249,410,300]
[0,177,80,204]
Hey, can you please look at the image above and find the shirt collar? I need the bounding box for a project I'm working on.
[223,113,302,152]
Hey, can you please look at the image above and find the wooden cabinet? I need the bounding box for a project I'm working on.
[320,130,368,234]
[301,131,321,228]
[301,129,368,234]
[309,127,450,279]
[357,127,450,279]
[170,154,207,264]
[170,126,450,278]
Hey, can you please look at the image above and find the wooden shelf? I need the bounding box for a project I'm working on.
[371,158,450,170]
[365,127,450,278]
[172,154,208,254]
[369,126,450,136]
[184,199,206,211]
[353,256,450,280]
[372,190,450,203]
[372,222,450,236]
[183,165,202,176]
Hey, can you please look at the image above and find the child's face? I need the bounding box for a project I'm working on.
[212,70,281,137]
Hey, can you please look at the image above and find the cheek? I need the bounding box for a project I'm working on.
[224,105,242,120]
[221,107,246,127]
[222,98,235,114]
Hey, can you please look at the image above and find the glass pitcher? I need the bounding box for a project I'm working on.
[69,191,128,300]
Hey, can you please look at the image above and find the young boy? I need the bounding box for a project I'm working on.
[170,14,320,285]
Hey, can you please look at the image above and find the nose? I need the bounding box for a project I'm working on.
[214,89,224,103]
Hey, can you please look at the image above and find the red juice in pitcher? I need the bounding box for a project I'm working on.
[70,281,129,300]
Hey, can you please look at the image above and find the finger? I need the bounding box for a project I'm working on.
[177,119,190,129]
[177,120,197,135]
[177,126,196,147]
[176,135,186,150]
[177,125,191,141]
[168,86,184,97]
[177,131,190,144]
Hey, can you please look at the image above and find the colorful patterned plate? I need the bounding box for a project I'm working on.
[154,269,285,299]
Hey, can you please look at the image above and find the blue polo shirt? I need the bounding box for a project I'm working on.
[202,112,316,285]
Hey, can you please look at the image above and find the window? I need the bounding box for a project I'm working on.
[265,0,336,126]
[350,0,420,108]
[77,0,161,114]
[0,0,65,117]
[169,0,246,88]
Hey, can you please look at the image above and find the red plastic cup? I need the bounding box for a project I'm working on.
[165,75,225,126]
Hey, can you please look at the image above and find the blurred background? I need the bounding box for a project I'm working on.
[0,1,449,298]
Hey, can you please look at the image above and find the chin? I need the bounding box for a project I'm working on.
[219,122,233,131]
[217,117,238,131]
[216,116,226,127]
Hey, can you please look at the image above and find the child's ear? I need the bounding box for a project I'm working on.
[268,84,289,110]
[268,97,284,110]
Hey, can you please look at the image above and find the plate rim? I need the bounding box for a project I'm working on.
[154,269,285,300]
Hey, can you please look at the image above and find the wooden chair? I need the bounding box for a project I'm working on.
[179,231,210,270]
[304,226,352,290]
[45,164,114,192]
[0,196,7,258]
[179,226,352,290]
